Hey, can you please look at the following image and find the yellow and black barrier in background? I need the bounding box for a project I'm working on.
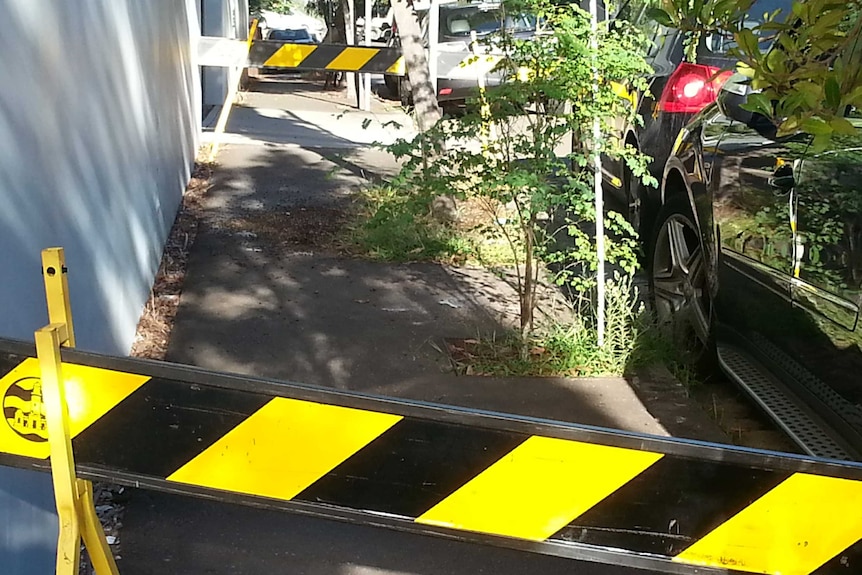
[2,252,862,574]
[247,40,405,75]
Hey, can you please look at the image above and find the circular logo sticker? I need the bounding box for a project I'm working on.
[3,377,48,442]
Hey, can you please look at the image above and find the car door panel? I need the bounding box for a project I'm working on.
[710,118,808,346]
[785,118,862,440]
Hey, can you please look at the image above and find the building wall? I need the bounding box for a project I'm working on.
[0,467,56,575]
[0,0,202,355]
[202,0,245,108]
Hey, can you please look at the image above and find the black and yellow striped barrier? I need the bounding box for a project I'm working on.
[247,40,405,75]
[2,337,862,574]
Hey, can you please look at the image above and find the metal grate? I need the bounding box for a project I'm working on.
[749,332,862,430]
[717,345,854,461]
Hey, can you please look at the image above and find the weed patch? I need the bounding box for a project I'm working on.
[345,185,470,262]
[346,185,525,266]
[446,276,683,378]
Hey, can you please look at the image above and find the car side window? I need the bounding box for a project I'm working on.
[616,0,661,53]
[792,109,862,328]
[702,0,792,56]
[713,121,809,276]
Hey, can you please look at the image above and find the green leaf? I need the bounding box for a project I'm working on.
[801,117,833,136]
[845,86,862,108]
[825,76,841,110]
[780,91,807,115]
[829,117,858,136]
[779,116,801,134]
[793,81,823,108]
[811,133,832,153]
[740,92,774,118]
[810,9,846,37]
[646,8,675,27]
[765,47,787,75]
[711,0,737,18]
[736,29,760,57]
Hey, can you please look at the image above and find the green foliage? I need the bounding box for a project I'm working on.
[349,185,474,262]
[451,276,673,377]
[650,0,862,148]
[384,0,654,335]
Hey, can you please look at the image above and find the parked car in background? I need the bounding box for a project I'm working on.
[603,0,792,238]
[261,28,319,74]
[384,1,537,112]
[357,7,394,42]
[268,28,319,43]
[651,70,862,459]
[256,9,327,43]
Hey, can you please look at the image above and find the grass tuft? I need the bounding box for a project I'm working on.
[346,185,472,262]
[447,276,694,378]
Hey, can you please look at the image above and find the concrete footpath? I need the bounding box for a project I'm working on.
[116,76,726,575]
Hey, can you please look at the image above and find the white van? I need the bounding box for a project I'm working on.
[384,1,537,112]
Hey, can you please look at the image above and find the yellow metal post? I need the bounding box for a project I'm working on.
[78,479,120,575]
[42,247,76,347]
[36,325,80,574]
[36,248,120,575]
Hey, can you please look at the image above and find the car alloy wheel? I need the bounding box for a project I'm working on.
[651,206,711,358]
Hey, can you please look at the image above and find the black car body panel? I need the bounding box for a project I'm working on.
[661,90,862,455]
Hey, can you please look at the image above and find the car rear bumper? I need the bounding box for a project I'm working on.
[436,75,502,105]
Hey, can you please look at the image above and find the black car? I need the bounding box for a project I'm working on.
[604,0,791,238]
[651,73,862,459]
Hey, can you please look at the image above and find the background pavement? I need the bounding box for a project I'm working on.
[202,75,417,148]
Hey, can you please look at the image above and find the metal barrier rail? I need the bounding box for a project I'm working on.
[2,307,862,573]
[246,40,404,75]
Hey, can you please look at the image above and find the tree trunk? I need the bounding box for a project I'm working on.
[390,0,441,132]
[341,0,357,101]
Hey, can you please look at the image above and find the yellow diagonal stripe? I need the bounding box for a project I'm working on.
[386,57,405,75]
[264,43,317,68]
[675,473,862,574]
[167,397,402,501]
[416,436,662,541]
[0,358,149,459]
[326,47,376,71]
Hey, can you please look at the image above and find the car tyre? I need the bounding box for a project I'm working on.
[649,197,717,371]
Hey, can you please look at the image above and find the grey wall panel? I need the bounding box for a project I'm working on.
[0,0,201,355]
[0,467,57,575]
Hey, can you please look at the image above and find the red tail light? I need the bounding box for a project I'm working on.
[657,63,732,114]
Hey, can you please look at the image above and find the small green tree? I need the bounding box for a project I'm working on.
[386,0,654,337]
[649,0,862,149]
